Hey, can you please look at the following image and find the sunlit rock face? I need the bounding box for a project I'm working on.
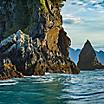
[0,58,23,80]
[0,0,79,78]
[77,40,104,70]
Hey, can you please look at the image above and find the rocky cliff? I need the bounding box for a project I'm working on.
[77,40,104,70]
[0,0,79,79]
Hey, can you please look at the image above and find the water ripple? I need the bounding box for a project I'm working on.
[0,71,104,104]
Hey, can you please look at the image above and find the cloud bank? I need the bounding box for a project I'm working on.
[61,0,104,51]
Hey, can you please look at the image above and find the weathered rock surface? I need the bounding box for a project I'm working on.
[0,58,23,80]
[77,40,104,70]
[0,30,79,76]
[0,0,79,79]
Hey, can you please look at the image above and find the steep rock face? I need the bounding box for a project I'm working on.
[0,0,79,78]
[0,0,69,57]
[77,40,104,70]
[0,0,63,38]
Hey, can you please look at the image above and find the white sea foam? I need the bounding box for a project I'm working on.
[32,75,54,83]
[0,79,16,83]
[24,75,40,78]
[0,79,18,86]
[23,74,54,83]
[32,78,54,83]
[45,72,50,75]
[0,82,18,86]
[0,79,15,82]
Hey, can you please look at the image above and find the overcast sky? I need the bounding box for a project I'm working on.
[61,0,104,50]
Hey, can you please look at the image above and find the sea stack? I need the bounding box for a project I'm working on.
[0,0,79,79]
[77,40,104,70]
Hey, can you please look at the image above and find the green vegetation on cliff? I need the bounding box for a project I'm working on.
[40,0,48,12]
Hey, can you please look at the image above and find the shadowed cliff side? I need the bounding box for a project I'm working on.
[0,0,79,79]
[77,40,104,70]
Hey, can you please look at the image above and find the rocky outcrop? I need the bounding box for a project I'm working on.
[0,0,79,79]
[0,30,79,76]
[0,58,23,80]
[77,40,104,70]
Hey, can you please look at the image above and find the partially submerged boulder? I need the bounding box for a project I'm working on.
[77,40,104,70]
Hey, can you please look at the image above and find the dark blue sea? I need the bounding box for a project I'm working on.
[0,70,104,104]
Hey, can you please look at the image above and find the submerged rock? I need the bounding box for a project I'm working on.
[77,40,104,70]
[0,0,79,79]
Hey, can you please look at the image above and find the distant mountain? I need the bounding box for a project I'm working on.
[96,51,104,64]
[69,48,80,64]
[69,47,104,64]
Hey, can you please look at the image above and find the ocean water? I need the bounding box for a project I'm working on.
[0,70,104,104]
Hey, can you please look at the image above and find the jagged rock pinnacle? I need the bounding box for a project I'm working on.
[77,40,104,70]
